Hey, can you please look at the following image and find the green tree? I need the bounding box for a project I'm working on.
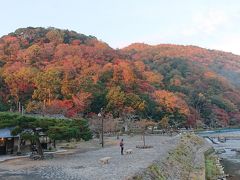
[0,112,92,159]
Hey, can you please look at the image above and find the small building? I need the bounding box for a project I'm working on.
[0,128,53,156]
[0,128,19,155]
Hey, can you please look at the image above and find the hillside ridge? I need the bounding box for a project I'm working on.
[0,27,240,128]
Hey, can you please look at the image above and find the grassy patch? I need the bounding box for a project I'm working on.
[148,164,166,180]
[205,149,221,180]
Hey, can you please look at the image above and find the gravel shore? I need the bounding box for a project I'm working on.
[0,135,179,180]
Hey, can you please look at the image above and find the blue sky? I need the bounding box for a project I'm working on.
[1,0,240,54]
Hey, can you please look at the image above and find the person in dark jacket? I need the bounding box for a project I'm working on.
[120,139,124,155]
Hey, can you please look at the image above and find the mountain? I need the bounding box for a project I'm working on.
[122,43,240,87]
[0,27,240,128]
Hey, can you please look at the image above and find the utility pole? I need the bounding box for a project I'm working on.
[18,101,21,112]
[102,115,104,148]
[98,108,104,148]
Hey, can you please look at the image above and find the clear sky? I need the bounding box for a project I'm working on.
[1,0,240,54]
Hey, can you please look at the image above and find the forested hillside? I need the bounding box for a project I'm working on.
[0,27,240,128]
[123,43,240,87]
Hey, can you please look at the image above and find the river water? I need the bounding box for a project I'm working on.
[198,129,240,179]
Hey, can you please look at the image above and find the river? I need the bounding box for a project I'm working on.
[198,129,240,179]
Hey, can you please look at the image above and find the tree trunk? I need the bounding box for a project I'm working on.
[117,132,119,140]
[124,123,128,132]
[35,136,44,159]
[17,136,21,155]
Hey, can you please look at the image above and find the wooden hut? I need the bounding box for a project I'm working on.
[0,128,19,155]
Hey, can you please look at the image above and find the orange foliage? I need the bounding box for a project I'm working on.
[144,71,163,84]
[0,27,240,127]
[119,61,136,85]
[154,90,189,115]
[134,61,146,72]
[72,92,92,113]
[204,71,217,79]
[212,106,230,126]
[46,99,73,115]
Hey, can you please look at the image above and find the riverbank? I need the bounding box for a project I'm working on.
[204,148,227,180]
[130,133,212,180]
[198,128,240,179]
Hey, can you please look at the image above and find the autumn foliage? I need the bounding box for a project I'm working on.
[0,27,240,128]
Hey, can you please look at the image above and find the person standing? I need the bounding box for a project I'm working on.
[120,139,124,155]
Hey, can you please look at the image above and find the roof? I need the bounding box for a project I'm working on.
[0,128,18,138]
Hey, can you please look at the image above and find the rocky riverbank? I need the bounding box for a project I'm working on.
[130,133,212,180]
[205,148,227,180]
[198,128,240,179]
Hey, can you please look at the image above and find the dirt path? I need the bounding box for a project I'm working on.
[0,135,179,180]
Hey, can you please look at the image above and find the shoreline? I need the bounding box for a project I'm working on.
[130,133,212,180]
[198,128,240,179]
[204,148,228,180]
